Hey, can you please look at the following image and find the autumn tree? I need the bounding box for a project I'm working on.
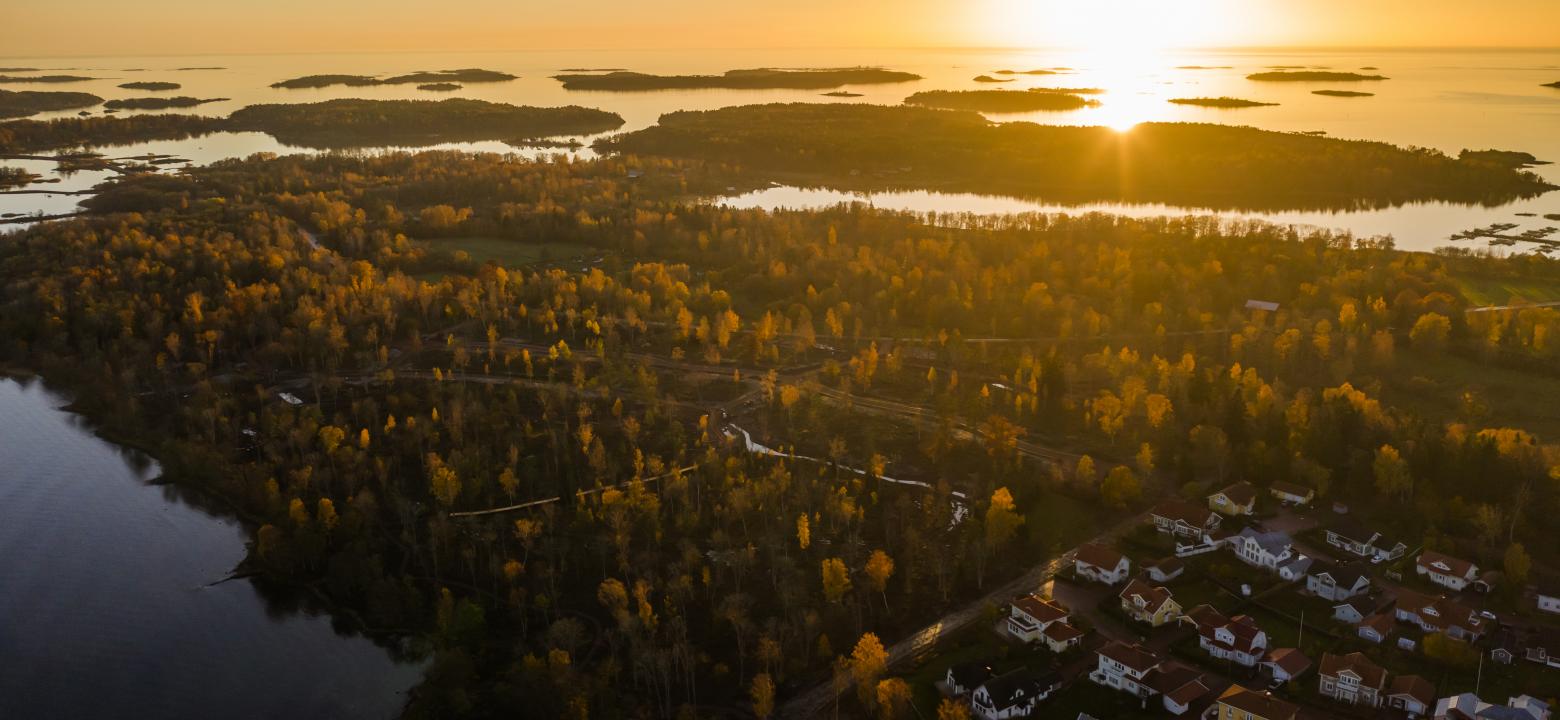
[874,678,912,720]
[1372,444,1411,500]
[865,550,896,610]
[1102,466,1142,509]
[822,558,852,604]
[750,673,775,720]
[848,633,888,707]
[1504,542,1531,585]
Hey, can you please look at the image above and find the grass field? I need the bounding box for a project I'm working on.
[1451,273,1560,307]
[1372,348,1560,439]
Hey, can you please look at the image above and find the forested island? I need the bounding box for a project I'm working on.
[1247,71,1388,82]
[228,98,624,148]
[118,81,181,91]
[1544,81,1560,89]
[1167,97,1278,108]
[271,69,517,89]
[0,165,40,188]
[0,74,98,84]
[0,114,229,153]
[600,103,1553,209]
[104,97,227,110]
[551,67,921,91]
[0,89,102,119]
[417,83,462,92]
[972,75,1013,83]
[1313,89,1375,97]
[3,146,1560,720]
[993,69,1058,75]
[904,89,1097,112]
[1175,65,1233,70]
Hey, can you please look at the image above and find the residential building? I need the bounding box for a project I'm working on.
[1268,481,1315,506]
[1260,648,1312,685]
[970,668,1060,720]
[1524,627,1560,669]
[1040,621,1086,654]
[1394,589,1486,642]
[1214,685,1298,720]
[1318,652,1388,707]
[1007,595,1069,643]
[1537,578,1560,615]
[1146,556,1185,583]
[1489,628,1518,665]
[1324,518,1407,562]
[1208,482,1257,516]
[1147,663,1209,716]
[1388,675,1435,717]
[1150,499,1222,541]
[1358,613,1394,644]
[1229,527,1296,571]
[1307,560,1372,601]
[1276,555,1314,582]
[1433,694,1551,720]
[946,662,994,697]
[1089,642,1162,699]
[1185,604,1268,666]
[1333,595,1378,624]
[1074,544,1131,585]
[1416,550,1479,592]
[1474,570,1503,594]
[1119,579,1182,627]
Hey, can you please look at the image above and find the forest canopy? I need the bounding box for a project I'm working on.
[228,99,623,148]
[552,67,922,91]
[904,90,1098,112]
[0,88,102,119]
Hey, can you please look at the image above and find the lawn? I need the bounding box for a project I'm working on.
[1368,348,1560,440]
[1450,273,1560,307]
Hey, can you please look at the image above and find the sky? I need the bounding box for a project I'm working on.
[4,0,1559,58]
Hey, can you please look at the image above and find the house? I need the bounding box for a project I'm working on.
[1307,561,1372,601]
[1229,527,1296,570]
[1146,556,1186,583]
[1040,621,1086,654]
[1119,580,1182,627]
[1074,544,1130,585]
[1318,652,1388,707]
[1357,613,1394,644]
[1488,627,1519,665]
[1333,595,1379,624]
[1416,550,1479,592]
[1268,481,1315,506]
[1088,642,1162,699]
[1433,694,1551,720]
[1276,555,1314,583]
[1208,482,1258,516]
[1388,675,1436,716]
[1261,648,1312,684]
[1324,518,1408,562]
[1185,604,1268,666]
[1394,589,1486,642]
[1008,595,1069,643]
[1536,577,1560,614]
[1474,570,1503,594]
[1150,499,1223,540]
[1524,627,1560,669]
[946,662,994,696]
[1146,663,1210,716]
[970,668,1060,720]
[1214,684,1298,720]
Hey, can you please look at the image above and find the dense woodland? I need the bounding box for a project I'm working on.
[903,90,1098,112]
[551,69,921,91]
[601,104,1555,209]
[3,150,1559,719]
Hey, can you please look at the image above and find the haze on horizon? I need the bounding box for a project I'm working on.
[5,0,1560,58]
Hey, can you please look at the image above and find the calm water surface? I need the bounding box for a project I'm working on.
[2,47,1559,244]
[0,378,424,719]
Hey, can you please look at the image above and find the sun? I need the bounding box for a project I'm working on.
[993,0,1235,55]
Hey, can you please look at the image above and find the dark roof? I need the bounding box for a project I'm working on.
[979,668,1059,709]
[1263,648,1312,676]
[1389,675,1436,705]
[1147,556,1185,575]
[1319,652,1387,688]
[1312,561,1370,588]
[1151,498,1218,527]
[1212,482,1257,506]
[1098,641,1160,673]
[1075,543,1127,570]
[1327,517,1376,544]
[1358,612,1394,637]
[1335,595,1377,616]
[1418,550,1477,578]
[1011,594,1069,624]
[1219,685,1298,720]
[948,661,993,689]
[1269,481,1313,498]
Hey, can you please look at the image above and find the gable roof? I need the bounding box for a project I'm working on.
[1151,498,1219,527]
[1389,675,1436,706]
[1396,588,1483,635]
[1212,481,1257,506]
[948,661,994,690]
[1076,543,1127,570]
[1011,594,1070,625]
[1418,549,1477,578]
[1335,595,1377,617]
[1186,604,1264,653]
[1149,663,1209,705]
[1218,685,1298,720]
[1097,641,1160,674]
[979,668,1059,709]
[1269,481,1313,499]
[1327,517,1378,545]
[1043,621,1085,644]
[1319,652,1386,688]
[1146,556,1185,575]
[1263,648,1312,677]
[1310,560,1370,588]
[1119,579,1176,613]
[1234,527,1294,556]
[1358,612,1394,637]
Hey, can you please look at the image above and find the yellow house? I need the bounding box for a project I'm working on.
[1118,579,1183,627]
[1208,482,1257,516]
[1216,685,1298,720]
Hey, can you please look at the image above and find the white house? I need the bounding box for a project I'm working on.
[1324,519,1407,562]
[1537,584,1560,615]
[1261,648,1312,685]
[1089,642,1162,699]
[1269,481,1315,506]
[1433,694,1551,720]
[1074,544,1130,585]
[1416,550,1479,592]
[1145,556,1185,583]
[1357,613,1393,644]
[1229,528,1296,571]
[1333,596,1377,625]
[1306,561,1371,601]
[1387,675,1436,717]
[1318,652,1387,707]
[1007,594,1085,653]
[946,662,994,696]
[1524,628,1560,669]
[1149,499,1222,541]
[1394,589,1486,642]
[970,668,1061,720]
[1184,604,1268,666]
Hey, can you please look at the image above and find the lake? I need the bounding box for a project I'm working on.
[2,48,1558,249]
[0,377,424,719]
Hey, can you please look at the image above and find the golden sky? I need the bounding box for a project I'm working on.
[5,0,1559,57]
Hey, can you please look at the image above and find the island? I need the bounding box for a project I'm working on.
[1459,149,1547,168]
[1167,97,1278,108]
[271,68,517,89]
[118,81,181,91]
[558,67,629,72]
[972,75,1014,83]
[0,165,41,189]
[904,89,1097,112]
[228,98,624,148]
[0,89,103,119]
[551,67,921,91]
[993,69,1058,75]
[821,91,863,97]
[0,114,231,153]
[0,74,98,84]
[597,102,1554,209]
[1247,71,1388,82]
[1312,89,1375,97]
[1544,81,1560,89]
[417,83,463,92]
[174,66,226,71]
[103,96,228,110]
[1176,65,1233,70]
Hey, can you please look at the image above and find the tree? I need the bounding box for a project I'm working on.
[985,488,1024,549]
[822,558,852,604]
[1504,542,1531,585]
[797,513,811,550]
[874,678,912,720]
[1422,632,1478,667]
[865,550,895,609]
[1074,455,1096,487]
[848,633,888,707]
[1189,425,1230,482]
[1372,444,1411,500]
[1410,312,1451,352]
[750,673,775,720]
[1101,466,1142,509]
[937,698,972,720]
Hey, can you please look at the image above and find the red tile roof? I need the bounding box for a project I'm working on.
[1417,550,1477,579]
[1011,594,1070,625]
[1389,675,1436,706]
[1097,641,1161,673]
[1075,543,1127,571]
[1119,579,1176,613]
[1043,622,1085,644]
[1151,498,1218,527]
[1263,648,1312,676]
[1218,685,1298,720]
